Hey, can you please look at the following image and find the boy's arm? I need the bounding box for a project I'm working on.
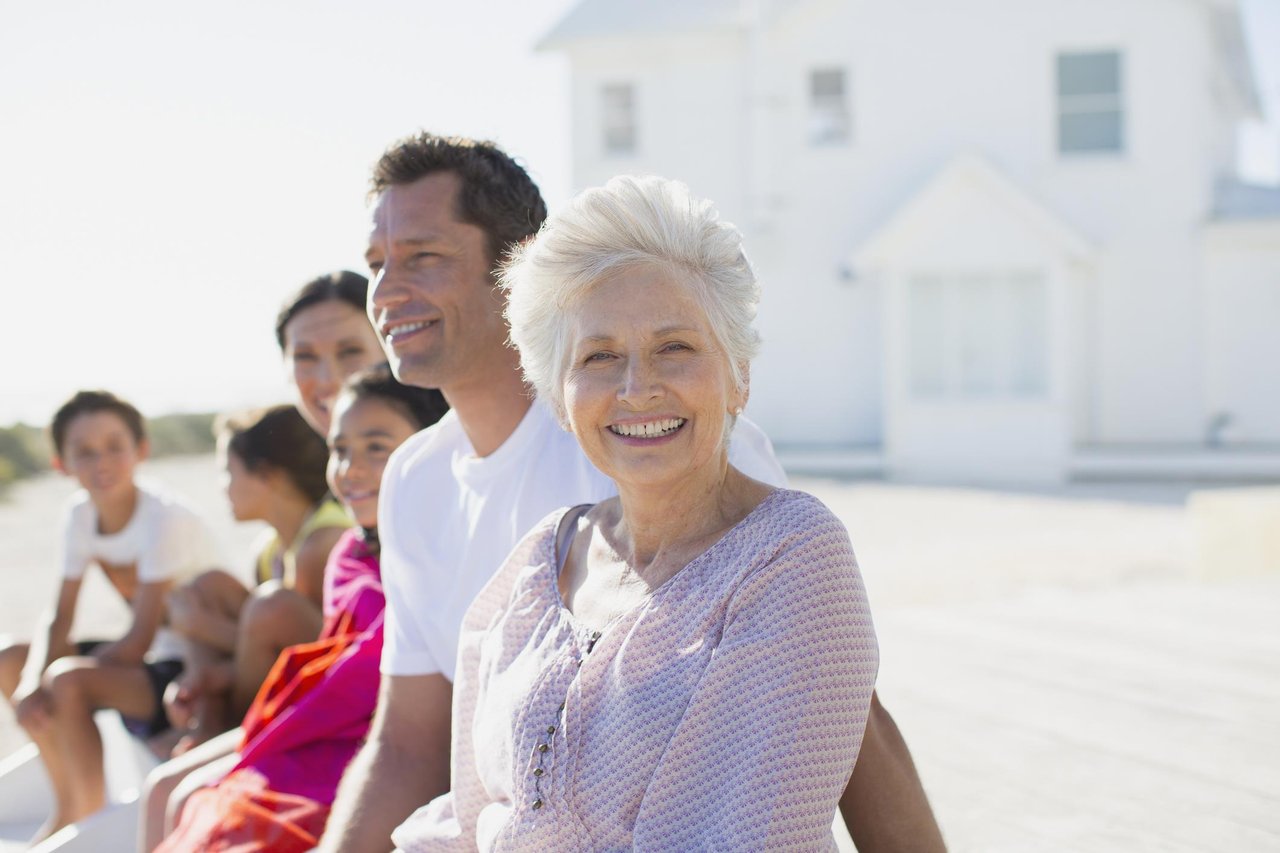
[840,692,947,852]
[15,578,81,697]
[319,672,452,853]
[94,579,172,666]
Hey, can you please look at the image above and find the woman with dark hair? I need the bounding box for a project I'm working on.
[139,273,390,844]
[274,271,385,436]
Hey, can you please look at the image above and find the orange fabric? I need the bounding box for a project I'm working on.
[239,609,358,746]
[156,768,328,853]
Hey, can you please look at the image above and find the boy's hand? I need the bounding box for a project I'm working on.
[14,687,53,734]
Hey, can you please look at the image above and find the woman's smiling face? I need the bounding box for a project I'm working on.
[562,265,745,491]
[282,299,384,436]
[326,394,420,529]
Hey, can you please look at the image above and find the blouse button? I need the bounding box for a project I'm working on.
[537,743,550,753]
[533,767,544,777]
[546,725,556,735]
[532,798,543,810]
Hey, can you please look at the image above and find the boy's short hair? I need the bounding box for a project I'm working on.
[50,390,147,457]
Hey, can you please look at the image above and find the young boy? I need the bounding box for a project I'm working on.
[0,390,221,841]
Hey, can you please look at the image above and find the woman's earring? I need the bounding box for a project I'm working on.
[732,406,743,416]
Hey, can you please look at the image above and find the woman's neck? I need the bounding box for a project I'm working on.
[609,455,762,576]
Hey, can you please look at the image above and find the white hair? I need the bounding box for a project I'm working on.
[501,175,761,418]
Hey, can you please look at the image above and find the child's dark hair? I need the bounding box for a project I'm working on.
[338,363,450,433]
[216,405,330,505]
[274,271,370,351]
[50,390,147,457]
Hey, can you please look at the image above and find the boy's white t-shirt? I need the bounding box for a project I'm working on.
[379,399,787,680]
[58,480,223,660]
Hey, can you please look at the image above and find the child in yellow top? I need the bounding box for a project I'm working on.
[164,405,350,754]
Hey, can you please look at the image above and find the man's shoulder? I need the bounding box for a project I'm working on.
[385,412,461,481]
[59,490,93,535]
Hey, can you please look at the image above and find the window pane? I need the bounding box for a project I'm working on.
[1008,274,1048,397]
[1059,109,1123,152]
[909,272,1048,399]
[1057,51,1120,97]
[602,84,636,155]
[909,277,948,397]
[811,69,845,98]
[809,68,849,145]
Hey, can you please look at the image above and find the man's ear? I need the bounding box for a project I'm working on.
[137,438,152,463]
[51,455,66,475]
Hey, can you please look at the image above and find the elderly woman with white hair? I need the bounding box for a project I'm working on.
[393,176,878,851]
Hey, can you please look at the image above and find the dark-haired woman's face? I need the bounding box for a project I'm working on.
[283,300,383,435]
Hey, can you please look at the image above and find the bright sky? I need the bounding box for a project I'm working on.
[2,0,1278,427]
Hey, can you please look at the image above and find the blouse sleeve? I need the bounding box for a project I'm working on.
[632,503,878,851]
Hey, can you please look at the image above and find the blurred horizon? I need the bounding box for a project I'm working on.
[1,0,1278,428]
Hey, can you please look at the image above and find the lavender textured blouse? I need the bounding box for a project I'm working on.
[393,489,878,852]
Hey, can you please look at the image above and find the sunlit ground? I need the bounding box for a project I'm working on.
[2,455,1276,850]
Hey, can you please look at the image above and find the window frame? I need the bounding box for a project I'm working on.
[1055,49,1125,157]
[807,66,851,147]
[601,82,638,157]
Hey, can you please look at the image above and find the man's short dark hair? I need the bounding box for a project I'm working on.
[50,390,147,457]
[370,132,548,269]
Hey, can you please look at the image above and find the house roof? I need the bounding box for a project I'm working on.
[539,0,1261,116]
[850,154,1095,270]
[538,0,749,49]
[1212,178,1280,220]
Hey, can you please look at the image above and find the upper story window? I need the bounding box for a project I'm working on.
[808,68,850,146]
[601,83,637,156]
[1056,50,1124,155]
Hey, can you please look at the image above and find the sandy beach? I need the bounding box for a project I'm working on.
[2,454,1277,850]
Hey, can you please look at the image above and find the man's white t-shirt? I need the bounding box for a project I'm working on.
[59,480,223,660]
[379,399,787,680]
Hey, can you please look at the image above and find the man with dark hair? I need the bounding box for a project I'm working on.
[320,131,944,852]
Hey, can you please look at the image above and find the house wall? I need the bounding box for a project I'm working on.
[555,0,1248,449]
[1202,221,1280,442]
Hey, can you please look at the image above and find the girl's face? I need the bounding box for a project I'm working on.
[283,300,384,436]
[217,436,273,522]
[326,395,420,529]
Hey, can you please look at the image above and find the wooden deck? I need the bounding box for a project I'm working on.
[4,461,1278,850]
[873,575,1280,852]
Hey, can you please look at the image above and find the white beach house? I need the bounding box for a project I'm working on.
[542,0,1280,483]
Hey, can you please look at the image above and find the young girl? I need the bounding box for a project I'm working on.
[151,365,447,852]
[164,404,349,751]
